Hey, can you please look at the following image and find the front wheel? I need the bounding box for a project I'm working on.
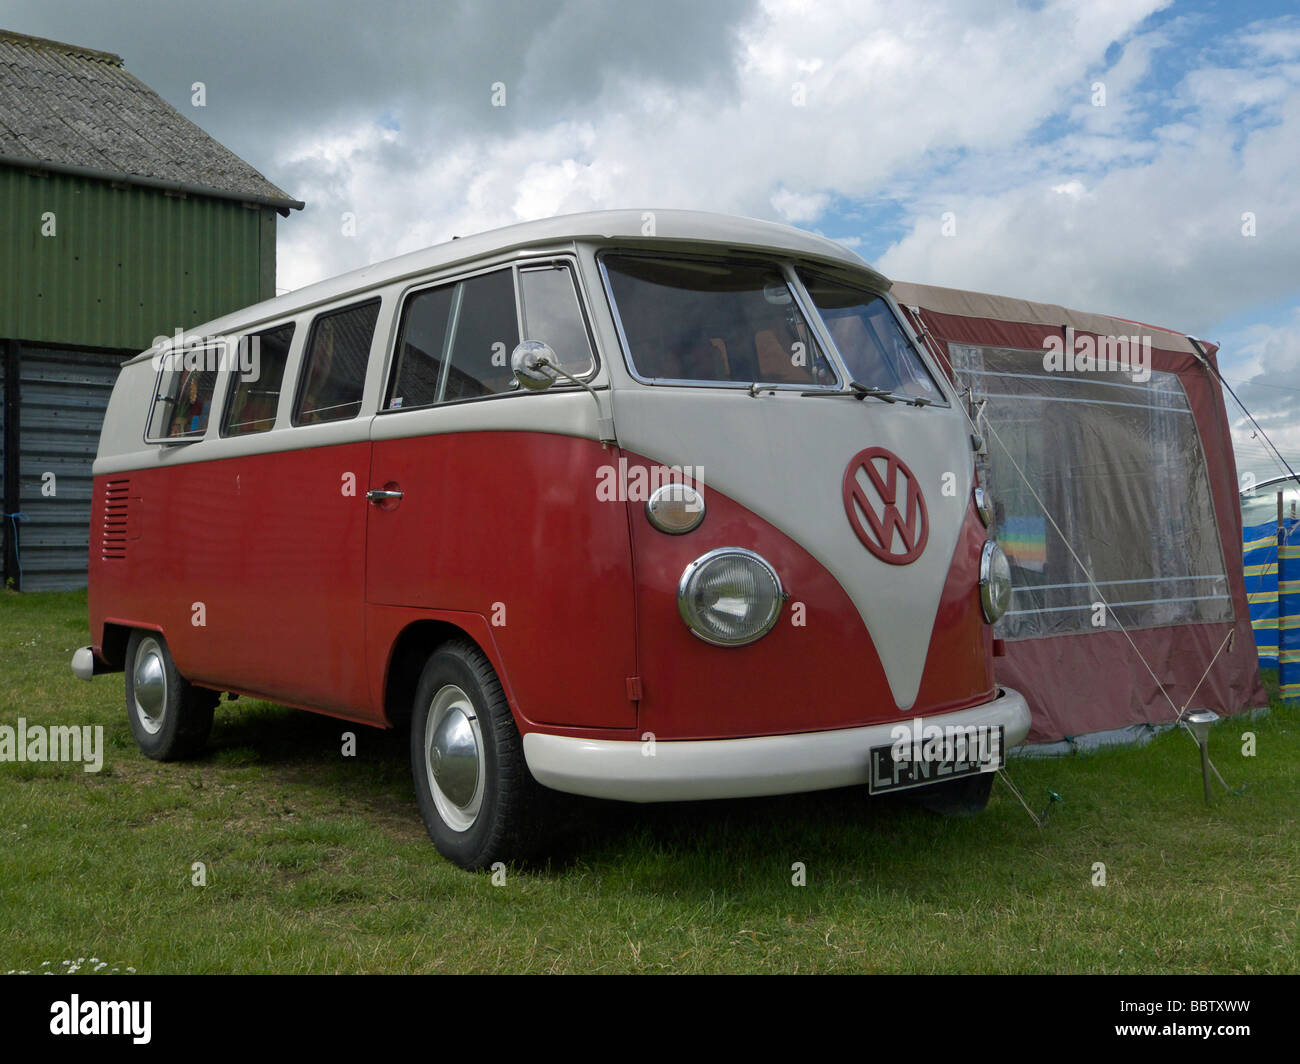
[410,639,552,870]
[124,630,218,760]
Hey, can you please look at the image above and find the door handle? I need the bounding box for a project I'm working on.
[366,489,404,503]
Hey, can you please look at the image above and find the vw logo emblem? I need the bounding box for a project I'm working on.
[842,447,929,564]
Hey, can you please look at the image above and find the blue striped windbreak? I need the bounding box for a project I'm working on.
[1245,517,1300,691]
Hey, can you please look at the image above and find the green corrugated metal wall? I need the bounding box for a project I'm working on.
[10,345,122,590]
[0,166,277,351]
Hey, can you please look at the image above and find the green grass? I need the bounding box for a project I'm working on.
[1,588,1296,973]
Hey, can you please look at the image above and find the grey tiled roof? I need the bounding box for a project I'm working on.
[0,29,302,209]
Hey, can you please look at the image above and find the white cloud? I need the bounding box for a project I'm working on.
[875,18,1300,334]
[272,0,1176,290]
[771,188,830,222]
[1050,180,1089,199]
[263,0,1300,488]
[1220,308,1300,479]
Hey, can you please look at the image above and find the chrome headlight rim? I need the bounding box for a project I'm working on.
[974,486,993,528]
[979,540,1012,623]
[646,482,706,535]
[677,546,784,647]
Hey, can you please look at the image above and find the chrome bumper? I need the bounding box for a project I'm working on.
[523,686,1033,802]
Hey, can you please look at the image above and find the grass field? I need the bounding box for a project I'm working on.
[1,588,1296,974]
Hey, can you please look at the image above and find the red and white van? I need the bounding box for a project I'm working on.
[73,209,1029,869]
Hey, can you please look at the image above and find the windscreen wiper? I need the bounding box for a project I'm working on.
[800,380,897,403]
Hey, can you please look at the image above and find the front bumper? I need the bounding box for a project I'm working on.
[523,686,1032,802]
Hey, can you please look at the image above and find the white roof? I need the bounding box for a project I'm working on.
[128,209,885,364]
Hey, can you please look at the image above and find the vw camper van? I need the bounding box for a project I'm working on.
[73,209,1030,869]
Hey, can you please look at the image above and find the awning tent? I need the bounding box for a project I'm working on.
[891,281,1265,745]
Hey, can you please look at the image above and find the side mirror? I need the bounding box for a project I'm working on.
[509,339,616,443]
[510,340,559,392]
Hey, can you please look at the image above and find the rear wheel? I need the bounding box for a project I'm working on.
[124,630,217,760]
[410,639,552,870]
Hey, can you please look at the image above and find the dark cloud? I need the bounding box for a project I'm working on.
[4,0,756,192]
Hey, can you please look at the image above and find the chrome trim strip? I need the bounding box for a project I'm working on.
[434,281,464,405]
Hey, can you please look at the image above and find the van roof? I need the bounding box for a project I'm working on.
[128,209,886,363]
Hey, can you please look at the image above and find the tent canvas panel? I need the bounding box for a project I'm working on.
[891,282,1266,744]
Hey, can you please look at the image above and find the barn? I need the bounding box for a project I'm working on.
[0,29,302,590]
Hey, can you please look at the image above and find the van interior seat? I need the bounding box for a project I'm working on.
[238,392,277,431]
[708,337,731,377]
[754,328,812,384]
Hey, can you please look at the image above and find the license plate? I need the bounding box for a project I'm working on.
[868,725,1005,795]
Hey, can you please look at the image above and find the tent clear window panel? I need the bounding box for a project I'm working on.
[951,344,1233,638]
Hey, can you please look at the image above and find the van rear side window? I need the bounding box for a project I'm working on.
[221,323,295,436]
[294,300,380,425]
[146,346,221,441]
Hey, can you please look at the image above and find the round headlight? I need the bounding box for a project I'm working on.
[979,541,1012,623]
[678,547,784,646]
[646,483,706,534]
[974,486,994,528]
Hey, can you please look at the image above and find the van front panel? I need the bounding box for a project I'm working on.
[617,448,995,740]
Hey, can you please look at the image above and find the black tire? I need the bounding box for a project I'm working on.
[905,770,995,817]
[123,630,217,760]
[410,639,552,870]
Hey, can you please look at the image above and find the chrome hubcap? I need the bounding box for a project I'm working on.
[132,637,167,735]
[424,685,485,832]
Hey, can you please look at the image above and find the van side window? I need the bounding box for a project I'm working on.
[519,264,594,379]
[387,284,455,409]
[386,268,519,410]
[147,346,220,441]
[443,269,520,402]
[294,300,380,425]
[221,323,295,436]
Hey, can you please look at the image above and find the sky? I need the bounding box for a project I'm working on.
[6,0,1299,482]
